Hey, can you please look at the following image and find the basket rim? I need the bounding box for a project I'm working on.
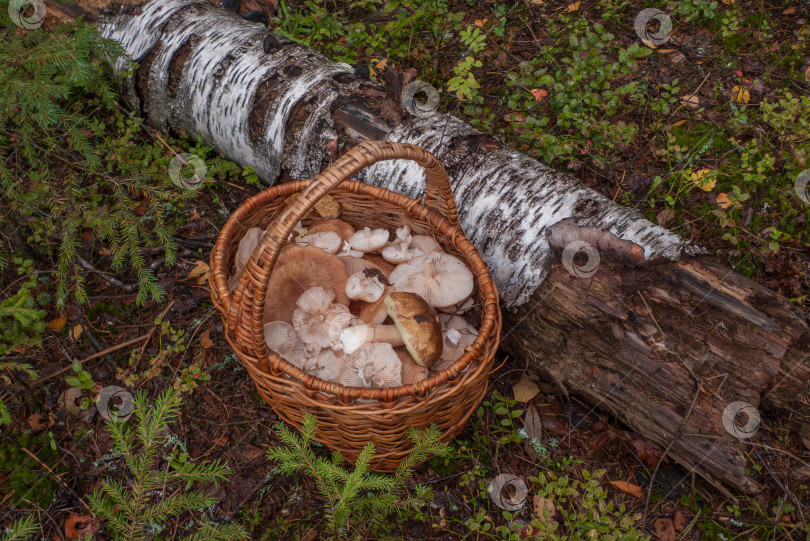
[210,178,501,402]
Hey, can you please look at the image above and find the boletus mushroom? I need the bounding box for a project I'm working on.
[339,292,442,367]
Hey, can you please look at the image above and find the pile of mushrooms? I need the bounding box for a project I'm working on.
[229,219,479,396]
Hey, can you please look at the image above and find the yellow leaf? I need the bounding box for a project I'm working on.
[315,195,340,219]
[716,192,733,209]
[186,260,210,285]
[503,111,527,123]
[566,1,580,12]
[690,169,716,191]
[609,480,644,498]
[671,120,688,127]
[375,58,389,70]
[513,373,540,403]
[71,324,83,341]
[200,329,214,349]
[680,94,701,109]
[48,317,67,331]
[730,85,750,104]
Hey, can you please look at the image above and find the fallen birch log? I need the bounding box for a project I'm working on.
[50,0,809,495]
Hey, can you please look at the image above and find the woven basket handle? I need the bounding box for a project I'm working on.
[228,140,458,342]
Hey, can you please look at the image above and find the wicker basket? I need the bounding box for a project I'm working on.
[209,140,501,471]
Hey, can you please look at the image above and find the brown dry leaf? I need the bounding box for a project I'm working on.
[656,48,676,53]
[608,480,644,498]
[566,1,580,12]
[730,85,750,104]
[48,317,67,331]
[656,208,676,226]
[716,193,733,209]
[65,513,100,540]
[673,510,688,532]
[212,434,230,447]
[680,94,701,109]
[504,111,527,123]
[653,518,676,541]
[533,495,556,522]
[720,0,736,3]
[783,6,796,14]
[186,260,210,285]
[513,373,540,403]
[315,195,340,219]
[628,437,666,469]
[524,405,543,440]
[473,18,488,28]
[531,88,549,102]
[804,66,810,82]
[27,412,51,431]
[71,323,83,341]
[200,329,214,349]
[375,58,389,70]
[242,443,264,461]
[530,0,544,3]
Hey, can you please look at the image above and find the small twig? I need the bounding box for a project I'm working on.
[77,255,136,293]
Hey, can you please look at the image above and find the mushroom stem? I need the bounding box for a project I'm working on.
[339,325,404,353]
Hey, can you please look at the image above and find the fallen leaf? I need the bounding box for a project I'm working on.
[720,0,736,3]
[783,6,796,14]
[566,1,580,12]
[48,317,67,331]
[71,323,83,341]
[524,405,543,440]
[65,513,100,540]
[716,192,732,209]
[473,18,488,28]
[242,443,264,461]
[27,412,50,431]
[654,518,676,541]
[789,466,810,478]
[59,387,83,416]
[670,52,686,65]
[730,85,750,104]
[656,208,676,226]
[185,260,210,285]
[513,373,540,403]
[691,169,716,191]
[533,495,556,522]
[530,0,544,3]
[804,66,810,82]
[315,195,340,219]
[503,111,527,123]
[680,94,701,109]
[628,437,666,469]
[200,329,214,349]
[531,88,549,102]
[656,48,676,53]
[375,58,389,70]
[608,480,644,498]
[673,510,688,532]
[212,434,230,447]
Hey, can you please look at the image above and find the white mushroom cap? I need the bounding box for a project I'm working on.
[348,227,389,252]
[263,321,308,369]
[381,240,423,264]
[337,241,364,258]
[230,227,264,291]
[311,349,346,383]
[433,313,478,372]
[409,235,443,255]
[345,270,386,303]
[389,252,474,308]
[395,225,412,245]
[340,343,402,388]
[295,231,342,254]
[292,287,352,351]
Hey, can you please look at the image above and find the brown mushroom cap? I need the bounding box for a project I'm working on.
[395,348,429,385]
[384,292,443,367]
[263,245,350,324]
[308,219,355,242]
[356,285,396,325]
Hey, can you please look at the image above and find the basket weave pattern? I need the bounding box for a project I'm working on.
[210,141,502,470]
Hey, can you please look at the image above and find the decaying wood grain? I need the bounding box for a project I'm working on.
[53,0,809,494]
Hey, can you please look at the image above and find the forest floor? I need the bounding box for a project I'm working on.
[1,0,809,540]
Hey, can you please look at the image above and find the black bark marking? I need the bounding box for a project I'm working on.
[134,43,160,113]
[248,74,281,143]
[283,64,303,77]
[168,39,192,97]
